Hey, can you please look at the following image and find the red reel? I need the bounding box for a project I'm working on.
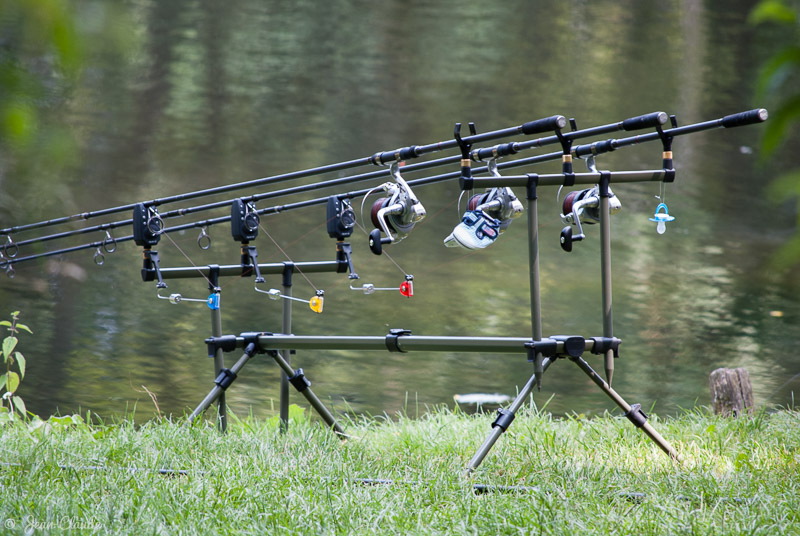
[467,193,488,212]
[370,197,390,229]
[562,190,579,215]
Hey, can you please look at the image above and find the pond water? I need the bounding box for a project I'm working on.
[1,0,798,423]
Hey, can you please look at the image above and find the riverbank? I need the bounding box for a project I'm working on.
[0,407,797,535]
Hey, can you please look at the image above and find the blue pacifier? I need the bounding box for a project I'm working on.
[649,203,675,234]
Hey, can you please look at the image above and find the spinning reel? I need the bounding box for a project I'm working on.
[366,162,426,255]
[466,186,524,233]
[444,162,524,250]
[558,184,621,252]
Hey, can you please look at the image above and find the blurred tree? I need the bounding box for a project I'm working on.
[0,0,83,222]
[750,0,800,266]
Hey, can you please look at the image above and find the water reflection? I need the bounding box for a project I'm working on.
[0,1,796,423]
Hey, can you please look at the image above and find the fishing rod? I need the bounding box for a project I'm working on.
[0,115,569,239]
[0,111,672,256]
[0,109,766,272]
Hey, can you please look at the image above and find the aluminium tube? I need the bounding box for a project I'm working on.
[267,350,347,438]
[466,357,555,473]
[187,344,256,424]
[279,268,293,432]
[210,287,227,433]
[570,356,680,461]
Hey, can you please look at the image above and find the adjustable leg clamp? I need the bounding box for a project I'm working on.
[589,337,622,358]
[205,335,239,357]
[550,335,587,358]
[288,368,311,392]
[214,368,237,390]
[492,409,515,431]
[624,403,648,428]
[205,333,272,357]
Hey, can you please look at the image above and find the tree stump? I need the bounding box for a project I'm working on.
[709,368,754,417]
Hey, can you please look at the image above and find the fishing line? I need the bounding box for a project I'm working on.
[258,222,319,292]
[353,219,409,277]
[161,232,215,289]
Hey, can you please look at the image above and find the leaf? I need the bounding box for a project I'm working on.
[2,336,17,359]
[0,373,6,391]
[755,46,800,100]
[15,323,32,334]
[761,95,800,156]
[766,169,800,201]
[6,371,19,394]
[0,321,11,328]
[11,396,26,416]
[749,0,798,24]
[15,352,25,379]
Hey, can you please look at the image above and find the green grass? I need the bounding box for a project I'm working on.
[0,407,798,535]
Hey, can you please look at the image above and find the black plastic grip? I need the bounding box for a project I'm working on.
[574,139,617,158]
[621,111,668,131]
[721,108,769,128]
[370,145,419,165]
[520,115,567,135]
[472,142,519,161]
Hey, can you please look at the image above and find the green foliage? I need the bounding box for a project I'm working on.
[752,1,800,266]
[0,0,82,153]
[0,311,33,423]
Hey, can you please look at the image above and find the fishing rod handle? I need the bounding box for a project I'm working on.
[370,146,419,166]
[521,115,567,135]
[621,111,668,131]
[721,108,769,128]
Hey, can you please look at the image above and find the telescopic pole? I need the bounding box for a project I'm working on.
[280,263,293,433]
[207,267,226,432]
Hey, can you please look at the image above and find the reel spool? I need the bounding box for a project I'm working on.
[367,163,426,255]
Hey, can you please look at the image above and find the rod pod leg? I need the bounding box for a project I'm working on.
[280,265,293,433]
[569,356,680,461]
[466,357,554,474]
[208,283,227,432]
[268,350,347,439]
[187,343,257,425]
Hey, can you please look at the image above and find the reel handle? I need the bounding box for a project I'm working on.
[559,226,585,252]
[368,228,392,255]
